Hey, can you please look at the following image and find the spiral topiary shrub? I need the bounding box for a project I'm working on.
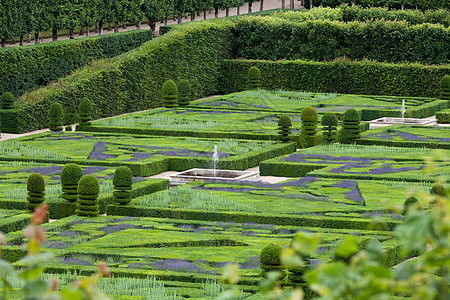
[260,244,284,277]
[340,108,361,144]
[247,66,261,90]
[113,166,133,205]
[63,106,78,131]
[402,197,421,215]
[177,80,191,107]
[48,102,63,131]
[440,75,450,100]
[277,115,292,143]
[76,175,100,217]
[26,173,45,212]
[61,163,84,202]
[162,80,178,108]
[1,92,15,110]
[79,98,93,126]
[321,113,338,144]
[301,106,319,147]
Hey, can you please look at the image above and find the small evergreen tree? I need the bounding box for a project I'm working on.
[61,163,84,202]
[26,173,46,212]
[247,66,261,90]
[301,106,318,147]
[113,166,133,205]
[48,102,63,131]
[63,106,78,131]
[321,113,338,144]
[340,108,361,144]
[76,175,99,217]
[79,98,93,125]
[177,79,191,106]
[277,115,292,143]
[162,80,178,108]
[260,244,284,278]
[0,92,14,109]
[440,75,450,100]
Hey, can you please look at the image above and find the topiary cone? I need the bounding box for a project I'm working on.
[113,166,133,205]
[277,115,292,142]
[0,92,15,110]
[162,80,178,108]
[48,102,63,131]
[61,163,84,202]
[440,75,450,100]
[76,175,99,217]
[26,173,46,212]
[247,66,261,90]
[79,98,93,125]
[177,79,191,106]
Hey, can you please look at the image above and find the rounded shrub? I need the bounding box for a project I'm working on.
[48,102,63,131]
[301,106,318,147]
[177,80,191,107]
[402,197,421,215]
[260,244,283,268]
[113,166,133,205]
[76,175,100,217]
[430,183,447,197]
[1,92,15,109]
[79,98,93,125]
[340,108,361,144]
[440,75,450,100]
[26,173,45,212]
[277,115,292,143]
[162,80,178,108]
[61,163,84,202]
[321,113,338,144]
[247,66,261,90]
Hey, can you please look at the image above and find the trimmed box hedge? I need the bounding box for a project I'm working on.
[0,30,153,97]
[436,109,450,124]
[219,59,450,98]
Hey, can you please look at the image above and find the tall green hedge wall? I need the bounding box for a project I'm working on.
[230,16,450,64]
[16,21,233,132]
[0,30,153,97]
[219,59,450,97]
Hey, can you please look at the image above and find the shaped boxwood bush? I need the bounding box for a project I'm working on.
[260,244,284,277]
[162,80,178,108]
[301,106,318,147]
[76,175,99,217]
[247,66,261,89]
[48,102,63,131]
[27,173,45,212]
[64,106,78,131]
[1,92,14,109]
[321,113,338,144]
[113,166,133,205]
[79,98,93,125]
[61,163,84,202]
[277,115,292,143]
[177,80,191,107]
[402,197,421,215]
[340,108,361,144]
[440,75,450,100]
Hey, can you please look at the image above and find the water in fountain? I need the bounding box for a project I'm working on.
[212,145,219,177]
[401,99,406,120]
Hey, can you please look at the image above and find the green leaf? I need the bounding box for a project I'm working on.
[394,211,432,254]
[0,259,14,278]
[17,253,54,267]
[19,267,46,280]
[60,287,84,300]
[335,235,359,258]
[364,240,384,263]
[23,279,50,296]
[290,232,320,257]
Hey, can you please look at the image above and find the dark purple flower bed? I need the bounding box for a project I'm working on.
[333,180,365,205]
[148,259,217,275]
[100,223,143,235]
[88,142,117,160]
[20,165,63,175]
[61,258,90,266]
[156,149,230,158]
[365,130,450,143]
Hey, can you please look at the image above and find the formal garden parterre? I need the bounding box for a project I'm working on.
[0,3,448,299]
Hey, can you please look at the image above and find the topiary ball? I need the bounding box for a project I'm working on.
[61,163,84,186]
[278,115,292,128]
[322,113,338,127]
[343,108,360,123]
[301,106,318,122]
[177,79,191,106]
[260,244,283,266]
[113,166,133,188]
[1,92,15,109]
[27,173,45,193]
[78,175,100,195]
[402,197,421,215]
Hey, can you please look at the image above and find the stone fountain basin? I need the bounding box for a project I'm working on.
[170,168,260,186]
[369,117,435,129]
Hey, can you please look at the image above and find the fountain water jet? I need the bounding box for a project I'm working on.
[212,145,219,177]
